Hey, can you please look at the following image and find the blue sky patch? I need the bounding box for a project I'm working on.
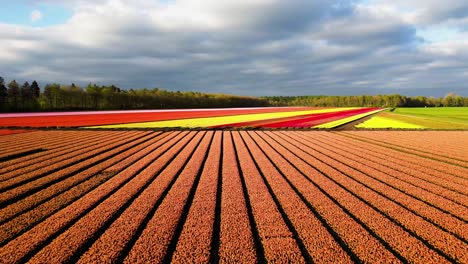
[0,1,72,27]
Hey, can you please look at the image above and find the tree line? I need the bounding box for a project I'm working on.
[263,93,468,107]
[0,76,466,112]
[0,77,268,112]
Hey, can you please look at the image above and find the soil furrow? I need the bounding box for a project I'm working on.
[120,132,211,263]
[0,132,168,243]
[29,131,206,263]
[231,131,305,263]
[280,132,468,262]
[347,131,468,160]
[171,131,222,263]
[314,132,468,189]
[0,130,125,176]
[256,131,403,263]
[0,131,192,263]
[0,132,171,225]
[243,131,353,263]
[218,131,257,263]
[264,131,450,263]
[297,132,468,241]
[0,131,148,208]
[303,133,468,207]
[0,131,140,187]
[340,132,468,169]
[283,132,468,222]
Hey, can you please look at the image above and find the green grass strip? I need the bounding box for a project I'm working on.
[357,107,468,129]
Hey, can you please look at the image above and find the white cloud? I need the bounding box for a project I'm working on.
[0,0,466,96]
[241,60,290,75]
[30,10,43,23]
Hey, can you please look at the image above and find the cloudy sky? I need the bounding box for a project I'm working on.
[0,0,467,96]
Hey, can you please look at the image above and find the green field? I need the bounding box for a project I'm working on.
[356,107,468,129]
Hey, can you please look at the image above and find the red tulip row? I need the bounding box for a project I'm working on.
[211,107,378,128]
[0,129,31,136]
[0,107,313,127]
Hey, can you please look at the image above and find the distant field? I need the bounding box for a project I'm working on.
[356,107,468,129]
[87,108,348,128]
[0,107,380,129]
[0,107,312,128]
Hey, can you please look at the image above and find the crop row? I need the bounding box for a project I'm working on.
[0,130,31,136]
[0,107,313,128]
[344,131,468,161]
[0,130,466,263]
[87,108,349,129]
[210,108,378,128]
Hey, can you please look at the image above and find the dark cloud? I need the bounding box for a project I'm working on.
[0,0,467,97]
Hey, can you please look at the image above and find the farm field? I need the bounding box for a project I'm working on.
[0,130,33,136]
[0,107,381,129]
[357,107,468,129]
[0,130,467,263]
[0,107,313,128]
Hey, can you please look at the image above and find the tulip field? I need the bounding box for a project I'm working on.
[357,107,468,129]
[0,107,467,263]
[0,107,381,129]
[0,129,467,263]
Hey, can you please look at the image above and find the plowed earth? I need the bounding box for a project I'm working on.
[0,131,467,263]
